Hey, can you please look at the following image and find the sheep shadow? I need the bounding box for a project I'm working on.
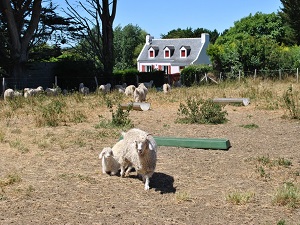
[126,171,175,194]
[151,172,176,194]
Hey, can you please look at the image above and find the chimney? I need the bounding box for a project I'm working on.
[146,34,153,45]
[201,33,210,44]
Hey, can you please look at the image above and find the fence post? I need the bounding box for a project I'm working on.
[239,70,241,82]
[297,68,299,83]
[219,72,222,81]
[2,77,5,95]
[55,76,57,87]
[279,69,281,80]
[254,69,257,80]
[94,76,98,88]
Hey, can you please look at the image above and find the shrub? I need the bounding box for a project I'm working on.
[176,97,228,124]
[282,85,300,119]
[272,182,300,208]
[180,64,212,86]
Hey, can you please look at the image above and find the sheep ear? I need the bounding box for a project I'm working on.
[99,149,106,159]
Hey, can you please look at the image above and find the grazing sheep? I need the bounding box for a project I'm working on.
[138,83,148,95]
[119,128,157,190]
[143,80,154,88]
[23,86,44,98]
[99,83,111,93]
[45,87,60,96]
[163,83,171,94]
[99,147,120,175]
[114,83,127,90]
[3,89,22,100]
[125,85,136,96]
[79,83,89,95]
[133,86,146,102]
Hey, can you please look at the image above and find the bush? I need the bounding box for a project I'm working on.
[181,65,212,86]
[176,97,228,124]
[282,86,300,119]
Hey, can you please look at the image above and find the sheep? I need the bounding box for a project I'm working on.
[79,83,89,95]
[99,83,111,94]
[99,139,132,176]
[133,83,148,102]
[163,83,171,94]
[3,88,22,101]
[119,128,157,190]
[125,85,136,96]
[23,86,44,98]
[45,87,60,96]
[114,83,127,90]
[133,86,146,102]
[143,80,154,88]
[99,147,120,175]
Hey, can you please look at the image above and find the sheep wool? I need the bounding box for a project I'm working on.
[120,128,157,190]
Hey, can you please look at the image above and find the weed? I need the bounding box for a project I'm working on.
[226,191,255,205]
[257,155,271,166]
[277,158,292,167]
[277,219,286,225]
[282,86,300,119]
[175,191,193,203]
[176,97,228,124]
[256,165,270,179]
[68,110,87,123]
[0,131,5,143]
[240,123,259,129]
[272,182,300,208]
[35,99,66,127]
[96,97,133,128]
[0,173,22,187]
[9,139,29,153]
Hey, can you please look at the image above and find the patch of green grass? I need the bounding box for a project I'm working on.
[226,191,255,205]
[68,110,87,123]
[272,182,300,208]
[240,123,259,129]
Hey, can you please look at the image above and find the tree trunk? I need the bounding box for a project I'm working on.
[100,0,117,84]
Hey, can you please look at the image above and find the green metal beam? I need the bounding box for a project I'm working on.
[120,136,231,150]
[153,136,231,150]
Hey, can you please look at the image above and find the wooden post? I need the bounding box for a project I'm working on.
[254,69,257,80]
[94,76,98,88]
[55,76,57,87]
[238,70,241,82]
[2,77,5,95]
[279,69,281,80]
[219,72,222,81]
[297,68,299,83]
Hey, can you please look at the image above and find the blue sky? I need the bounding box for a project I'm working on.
[55,0,283,38]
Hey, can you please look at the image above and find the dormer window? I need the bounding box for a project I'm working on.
[148,46,159,58]
[165,50,170,58]
[164,46,175,58]
[149,50,154,58]
[180,46,191,58]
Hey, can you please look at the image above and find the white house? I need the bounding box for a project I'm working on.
[137,33,211,74]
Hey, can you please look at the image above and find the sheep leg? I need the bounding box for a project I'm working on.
[120,165,126,177]
[144,175,150,190]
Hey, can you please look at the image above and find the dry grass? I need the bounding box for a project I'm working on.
[0,78,300,224]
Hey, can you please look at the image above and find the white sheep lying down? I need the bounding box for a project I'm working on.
[119,128,157,190]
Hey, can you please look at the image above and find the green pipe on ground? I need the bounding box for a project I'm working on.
[153,136,231,150]
[120,136,231,150]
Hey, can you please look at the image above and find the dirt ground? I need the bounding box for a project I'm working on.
[0,88,300,225]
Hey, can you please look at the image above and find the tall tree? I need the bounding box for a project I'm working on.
[0,0,42,85]
[66,0,117,82]
[279,0,300,45]
[114,24,146,70]
[161,27,219,44]
[0,0,74,86]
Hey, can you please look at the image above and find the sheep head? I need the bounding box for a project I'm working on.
[135,134,153,155]
[99,147,114,159]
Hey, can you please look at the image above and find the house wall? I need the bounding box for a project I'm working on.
[138,63,181,74]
